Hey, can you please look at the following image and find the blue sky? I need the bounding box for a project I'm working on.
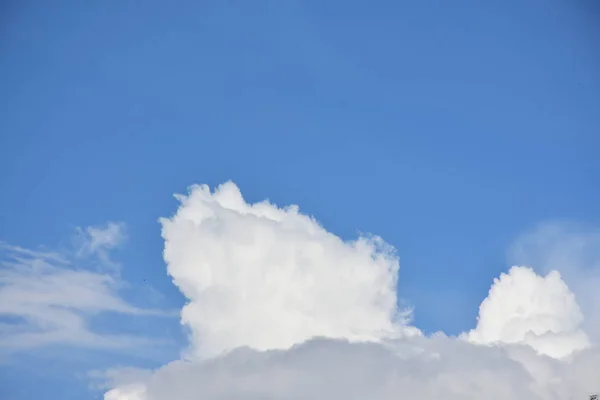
[1,1,599,399]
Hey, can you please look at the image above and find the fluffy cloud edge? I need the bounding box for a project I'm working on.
[160,182,421,359]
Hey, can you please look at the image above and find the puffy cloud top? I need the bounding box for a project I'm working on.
[159,182,418,359]
[465,266,590,359]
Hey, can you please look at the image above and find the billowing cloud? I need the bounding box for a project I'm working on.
[91,367,151,400]
[0,223,167,351]
[509,222,600,341]
[464,266,589,359]
[101,182,599,399]
[103,338,600,400]
[160,182,419,359]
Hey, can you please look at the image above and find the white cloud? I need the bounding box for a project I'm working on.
[75,221,127,268]
[105,384,147,400]
[509,222,600,341]
[103,338,600,400]
[0,224,167,351]
[98,182,600,399]
[464,266,589,359]
[90,366,153,394]
[160,182,419,359]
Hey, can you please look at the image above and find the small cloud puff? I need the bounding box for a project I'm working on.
[464,266,589,359]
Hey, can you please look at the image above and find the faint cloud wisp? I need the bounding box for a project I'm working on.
[0,223,170,353]
[75,221,128,270]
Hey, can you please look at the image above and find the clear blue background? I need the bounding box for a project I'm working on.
[1,1,599,398]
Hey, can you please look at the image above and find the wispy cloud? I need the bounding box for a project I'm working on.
[0,223,170,353]
[75,221,127,270]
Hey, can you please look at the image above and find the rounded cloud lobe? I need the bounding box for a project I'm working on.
[509,222,600,342]
[159,182,416,358]
[105,182,599,399]
[465,266,590,359]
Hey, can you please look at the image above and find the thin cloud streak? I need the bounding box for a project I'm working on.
[0,223,173,353]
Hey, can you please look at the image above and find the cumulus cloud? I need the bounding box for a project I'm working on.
[160,182,419,359]
[105,383,147,400]
[464,266,589,359]
[509,222,600,341]
[103,182,599,399]
[103,338,600,400]
[0,224,167,351]
[90,366,153,399]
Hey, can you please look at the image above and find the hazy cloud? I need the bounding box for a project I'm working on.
[0,223,168,352]
[75,221,127,268]
[104,336,600,400]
